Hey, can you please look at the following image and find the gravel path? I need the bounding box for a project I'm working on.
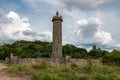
[0,63,30,80]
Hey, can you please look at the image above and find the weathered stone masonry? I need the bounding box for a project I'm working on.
[6,54,101,65]
[52,11,63,59]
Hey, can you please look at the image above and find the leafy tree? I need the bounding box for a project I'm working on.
[103,50,120,66]
[0,40,111,60]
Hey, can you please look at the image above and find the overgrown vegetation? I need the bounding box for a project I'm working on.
[0,40,108,59]
[0,40,119,79]
[5,62,120,80]
[0,40,52,59]
[102,50,120,66]
[0,40,120,66]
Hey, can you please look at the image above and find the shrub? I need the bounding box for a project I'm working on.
[79,76,89,80]
[102,51,120,66]
[94,74,106,80]
[71,63,77,69]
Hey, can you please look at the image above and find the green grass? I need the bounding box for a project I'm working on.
[32,62,48,70]
[0,60,7,64]
[5,62,120,80]
[6,65,33,76]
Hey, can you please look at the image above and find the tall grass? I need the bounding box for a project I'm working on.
[6,65,33,76]
[32,73,59,80]
[32,62,48,70]
[5,62,120,80]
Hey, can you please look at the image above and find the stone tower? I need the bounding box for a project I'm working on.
[51,11,63,59]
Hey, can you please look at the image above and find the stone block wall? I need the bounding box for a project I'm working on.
[6,54,102,65]
[70,59,88,65]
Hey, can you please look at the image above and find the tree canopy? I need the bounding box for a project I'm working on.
[0,40,109,59]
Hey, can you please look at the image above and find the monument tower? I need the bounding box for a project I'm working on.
[52,11,63,59]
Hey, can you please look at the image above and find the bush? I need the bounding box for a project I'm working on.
[102,50,120,66]
[94,74,106,80]
[79,76,89,80]
[71,63,77,69]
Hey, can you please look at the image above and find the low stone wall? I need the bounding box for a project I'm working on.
[6,54,102,65]
[91,59,101,65]
[71,59,88,65]
[16,58,101,65]
[18,58,52,65]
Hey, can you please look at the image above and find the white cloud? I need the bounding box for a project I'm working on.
[7,11,31,32]
[94,29,112,44]
[0,11,52,43]
[75,17,114,47]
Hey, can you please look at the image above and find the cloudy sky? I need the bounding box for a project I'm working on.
[0,0,120,50]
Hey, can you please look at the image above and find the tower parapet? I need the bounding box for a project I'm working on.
[52,11,63,22]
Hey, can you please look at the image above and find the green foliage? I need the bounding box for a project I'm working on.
[0,40,120,67]
[88,45,108,59]
[0,40,88,59]
[93,74,107,80]
[71,63,78,69]
[79,76,89,80]
[0,40,52,59]
[32,73,58,80]
[62,44,88,59]
[102,50,120,66]
[32,62,48,70]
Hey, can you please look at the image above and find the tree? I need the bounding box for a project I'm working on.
[88,45,102,59]
[102,50,120,66]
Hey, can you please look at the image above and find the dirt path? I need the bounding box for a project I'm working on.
[0,63,30,80]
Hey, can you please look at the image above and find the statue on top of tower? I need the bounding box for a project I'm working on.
[52,11,63,22]
[56,11,59,16]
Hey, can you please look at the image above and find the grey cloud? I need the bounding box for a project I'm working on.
[61,0,112,10]
[0,11,11,24]
[22,30,52,41]
[23,0,113,10]
[80,23,98,39]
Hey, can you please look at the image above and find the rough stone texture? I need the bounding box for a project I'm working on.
[52,11,63,59]
[91,59,102,65]
[6,53,18,64]
[6,55,101,65]
[19,58,101,65]
[18,58,52,65]
[71,59,88,65]
[6,53,102,65]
